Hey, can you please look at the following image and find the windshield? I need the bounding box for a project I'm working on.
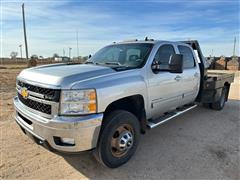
[88,43,153,70]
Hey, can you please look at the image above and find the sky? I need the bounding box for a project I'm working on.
[1,0,239,58]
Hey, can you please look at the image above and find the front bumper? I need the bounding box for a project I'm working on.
[13,96,103,152]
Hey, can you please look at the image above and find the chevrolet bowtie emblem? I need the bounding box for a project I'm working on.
[21,87,29,99]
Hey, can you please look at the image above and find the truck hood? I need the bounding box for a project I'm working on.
[18,64,117,88]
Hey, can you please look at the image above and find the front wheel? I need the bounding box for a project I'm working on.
[94,110,140,168]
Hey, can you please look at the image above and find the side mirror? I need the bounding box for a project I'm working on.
[88,54,92,59]
[151,60,161,74]
[169,54,183,73]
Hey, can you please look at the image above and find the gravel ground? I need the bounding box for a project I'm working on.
[0,67,239,180]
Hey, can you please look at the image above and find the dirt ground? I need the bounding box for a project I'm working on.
[0,65,239,180]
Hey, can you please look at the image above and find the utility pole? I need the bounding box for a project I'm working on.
[76,29,79,60]
[22,3,29,60]
[69,47,72,59]
[63,48,65,57]
[233,36,236,58]
[19,44,23,59]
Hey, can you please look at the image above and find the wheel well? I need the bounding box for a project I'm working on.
[104,95,147,133]
[224,82,230,87]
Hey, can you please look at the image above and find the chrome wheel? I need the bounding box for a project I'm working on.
[94,110,140,168]
[111,124,134,157]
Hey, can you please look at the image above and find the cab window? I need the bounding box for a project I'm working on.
[178,45,195,68]
[154,44,175,70]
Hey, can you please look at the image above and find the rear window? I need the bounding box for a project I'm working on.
[178,45,195,68]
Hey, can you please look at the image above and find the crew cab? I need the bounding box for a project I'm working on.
[13,39,234,168]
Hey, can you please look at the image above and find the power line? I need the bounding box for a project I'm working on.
[76,29,79,60]
[69,47,72,59]
[63,48,65,56]
[233,36,236,57]
[19,44,22,59]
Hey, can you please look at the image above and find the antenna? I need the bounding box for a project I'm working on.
[145,36,154,41]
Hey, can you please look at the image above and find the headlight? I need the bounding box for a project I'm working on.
[60,89,97,115]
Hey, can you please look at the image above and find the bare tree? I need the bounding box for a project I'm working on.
[10,51,18,59]
[31,54,38,59]
[53,53,59,58]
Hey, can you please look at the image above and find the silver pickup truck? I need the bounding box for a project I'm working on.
[14,39,234,168]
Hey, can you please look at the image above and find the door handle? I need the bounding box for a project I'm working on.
[174,75,182,81]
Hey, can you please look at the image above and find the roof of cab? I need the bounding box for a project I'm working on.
[113,39,191,47]
[114,40,169,44]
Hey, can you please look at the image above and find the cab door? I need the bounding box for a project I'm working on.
[147,44,183,119]
[176,45,200,105]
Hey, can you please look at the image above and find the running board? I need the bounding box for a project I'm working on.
[147,104,198,129]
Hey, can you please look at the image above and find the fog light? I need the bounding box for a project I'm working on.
[60,137,75,145]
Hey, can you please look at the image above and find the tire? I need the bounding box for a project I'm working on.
[211,86,227,110]
[94,110,140,168]
[202,103,211,108]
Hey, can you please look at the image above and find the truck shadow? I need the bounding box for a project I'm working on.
[62,100,239,179]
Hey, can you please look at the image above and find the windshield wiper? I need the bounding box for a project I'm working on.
[86,61,130,69]
[85,61,94,64]
[85,61,108,66]
[103,62,121,66]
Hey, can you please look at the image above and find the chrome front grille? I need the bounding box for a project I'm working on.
[18,93,52,114]
[17,80,60,101]
[17,80,60,118]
